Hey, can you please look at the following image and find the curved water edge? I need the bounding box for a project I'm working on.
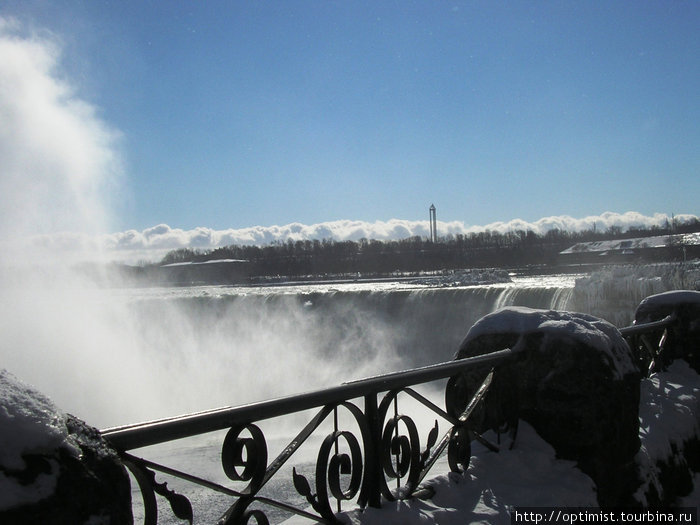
[116,264,699,389]
[121,274,580,373]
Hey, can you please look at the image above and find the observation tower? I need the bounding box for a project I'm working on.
[429,204,437,243]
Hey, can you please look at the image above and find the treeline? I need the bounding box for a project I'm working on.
[158,218,700,278]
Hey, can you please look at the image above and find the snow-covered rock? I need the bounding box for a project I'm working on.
[0,370,131,524]
[446,307,641,507]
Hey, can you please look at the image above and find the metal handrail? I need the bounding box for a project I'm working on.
[619,314,679,376]
[102,316,680,451]
[102,348,514,451]
[619,314,676,337]
[101,348,516,524]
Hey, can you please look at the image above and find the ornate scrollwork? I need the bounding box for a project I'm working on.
[377,390,440,500]
[240,509,270,525]
[319,430,363,502]
[218,496,270,525]
[123,457,193,525]
[381,413,420,492]
[447,426,471,473]
[218,424,271,525]
[108,346,532,525]
[292,401,370,522]
[221,423,268,493]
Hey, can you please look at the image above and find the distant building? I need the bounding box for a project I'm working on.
[559,232,700,265]
[429,204,437,243]
[158,259,251,285]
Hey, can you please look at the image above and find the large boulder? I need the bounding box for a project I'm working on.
[633,290,700,373]
[446,307,641,507]
[0,370,132,524]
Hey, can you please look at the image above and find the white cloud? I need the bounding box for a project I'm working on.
[29,211,696,264]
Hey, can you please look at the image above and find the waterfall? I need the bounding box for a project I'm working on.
[568,262,700,326]
[6,264,696,428]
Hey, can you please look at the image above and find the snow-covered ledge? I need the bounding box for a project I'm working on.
[0,370,131,525]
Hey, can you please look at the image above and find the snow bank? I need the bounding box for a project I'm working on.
[160,258,247,267]
[561,233,700,255]
[0,370,79,509]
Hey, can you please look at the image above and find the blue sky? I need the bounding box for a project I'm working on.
[1,1,698,245]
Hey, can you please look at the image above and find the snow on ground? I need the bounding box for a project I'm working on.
[638,361,700,459]
[561,233,700,255]
[330,422,596,525]
[2,274,699,522]
[4,356,700,522]
[160,259,247,267]
[635,360,700,505]
[292,358,700,524]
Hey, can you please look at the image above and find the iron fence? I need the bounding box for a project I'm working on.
[101,314,681,525]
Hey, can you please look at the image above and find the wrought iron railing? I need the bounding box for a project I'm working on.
[102,349,516,525]
[101,314,681,525]
[619,314,677,376]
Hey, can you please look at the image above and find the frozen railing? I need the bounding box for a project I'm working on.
[101,315,681,525]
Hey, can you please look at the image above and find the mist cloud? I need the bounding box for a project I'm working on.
[0,17,121,262]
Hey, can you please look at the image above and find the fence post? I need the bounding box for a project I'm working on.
[362,393,382,509]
